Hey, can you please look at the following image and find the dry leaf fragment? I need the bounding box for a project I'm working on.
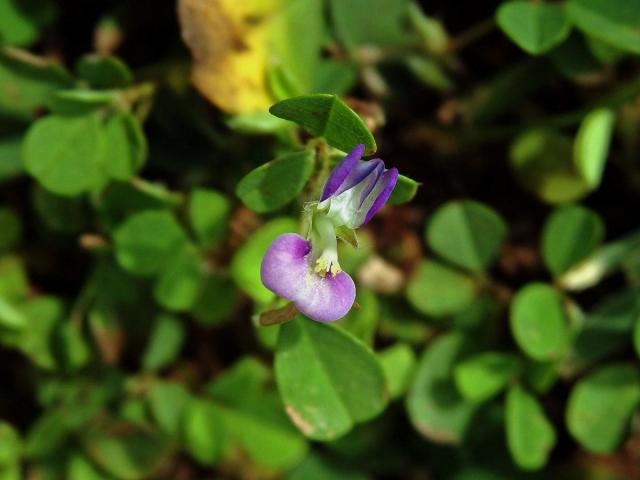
[178,0,275,114]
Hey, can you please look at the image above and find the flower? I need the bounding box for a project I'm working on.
[261,144,398,322]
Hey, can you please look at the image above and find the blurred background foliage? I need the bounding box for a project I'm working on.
[1,0,640,479]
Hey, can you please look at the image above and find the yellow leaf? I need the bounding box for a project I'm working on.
[178,0,280,114]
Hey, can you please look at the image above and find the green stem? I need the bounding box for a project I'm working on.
[447,17,496,53]
[130,177,184,207]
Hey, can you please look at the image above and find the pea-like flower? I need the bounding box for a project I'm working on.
[260,144,398,322]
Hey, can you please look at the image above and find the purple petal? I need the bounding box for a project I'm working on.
[320,144,364,201]
[334,159,383,199]
[360,168,399,226]
[354,159,384,208]
[260,233,356,322]
[261,233,311,301]
[296,270,355,322]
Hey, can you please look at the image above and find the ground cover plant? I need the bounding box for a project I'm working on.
[1,0,640,478]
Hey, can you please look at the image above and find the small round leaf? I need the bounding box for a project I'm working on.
[275,316,387,441]
[269,94,376,154]
[506,385,556,471]
[407,333,477,444]
[406,260,477,317]
[510,283,570,361]
[454,352,520,403]
[566,363,640,453]
[114,210,188,276]
[497,2,571,55]
[426,200,507,272]
[236,151,315,213]
[23,114,106,196]
[574,108,614,188]
[542,205,604,276]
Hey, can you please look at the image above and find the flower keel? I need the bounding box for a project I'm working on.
[261,233,355,322]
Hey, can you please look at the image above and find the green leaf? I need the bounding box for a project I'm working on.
[566,363,640,453]
[567,0,640,54]
[426,200,507,272]
[524,360,560,395]
[67,453,110,480]
[0,50,73,119]
[510,129,590,204]
[182,399,225,466]
[454,352,520,403]
[573,290,640,368]
[81,422,173,480]
[406,260,478,317]
[147,380,192,437]
[635,316,640,360]
[76,54,133,89]
[510,283,570,361]
[103,112,147,181]
[275,316,387,441]
[497,2,571,55]
[407,3,449,55]
[0,0,56,47]
[190,273,237,326]
[377,343,416,399]
[230,217,298,304]
[406,56,454,92]
[23,114,107,196]
[114,210,188,276]
[288,452,367,480]
[236,151,315,213]
[226,112,292,135]
[0,297,26,330]
[24,410,70,459]
[547,33,603,79]
[33,186,88,233]
[188,188,231,248]
[329,0,412,53]
[312,59,358,95]
[586,35,627,64]
[0,136,24,182]
[206,358,308,470]
[58,321,91,371]
[48,89,119,115]
[471,59,554,124]
[0,422,21,467]
[269,94,377,154]
[574,108,614,188]
[0,208,21,252]
[336,288,379,346]
[388,174,419,205]
[0,255,28,303]
[506,385,556,471]
[407,333,477,444]
[153,245,205,311]
[142,314,185,371]
[542,205,605,276]
[15,296,62,370]
[560,229,640,291]
[266,0,326,96]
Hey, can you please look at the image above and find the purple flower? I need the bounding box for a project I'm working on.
[261,234,355,322]
[260,145,398,322]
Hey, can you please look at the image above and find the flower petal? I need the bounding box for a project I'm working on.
[335,159,383,199]
[261,233,311,301]
[359,167,399,226]
[260,233,356,322]
[354,159,384,208]
[320,144,364,201]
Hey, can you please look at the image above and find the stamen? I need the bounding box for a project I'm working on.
[314,255,342,278]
